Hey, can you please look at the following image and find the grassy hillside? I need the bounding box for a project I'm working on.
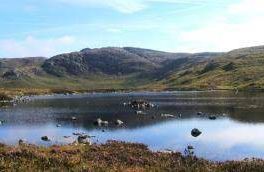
[0,46,264,92]
[158,46,264,90]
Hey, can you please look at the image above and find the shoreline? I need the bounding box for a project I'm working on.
[1,87,264,102]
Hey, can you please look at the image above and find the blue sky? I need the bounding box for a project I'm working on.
[0,0,264,58]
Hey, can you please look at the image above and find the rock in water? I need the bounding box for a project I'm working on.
[94,118,108,126]
[94,118,102,126]
[191,128,202,137]
[73,132,85,136]
[135,111,145,115]
[115,119,124,126]
[197,112,203,116]
[161,114,174,118]
[77,135,92,145]
[18,139,26,145]
[129,100,155,109]
[71,116,77,120]
[187,145,194,150]
[101,120,109,126]
[209,115,217,120]
[41,136,50,141]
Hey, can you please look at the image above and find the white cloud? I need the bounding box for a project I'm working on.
[174,0,264,52]
[228,0,264,15]
[178,19,264,52]
[0,36,76,58]
[201,124,264,149]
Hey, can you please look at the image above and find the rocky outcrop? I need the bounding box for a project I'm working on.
[2,70,21,80]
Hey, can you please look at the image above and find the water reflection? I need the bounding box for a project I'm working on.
[0,91,264,161]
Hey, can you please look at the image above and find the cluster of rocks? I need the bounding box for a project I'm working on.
[77,135,92,145]
[34,116,125,146]
[125,100,155,109]
[40,131,93,145]
[197,112,217,120]
[0,96,32,109]
[94,118,124,126]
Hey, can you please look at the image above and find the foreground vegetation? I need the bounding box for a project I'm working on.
[0,141,262,171]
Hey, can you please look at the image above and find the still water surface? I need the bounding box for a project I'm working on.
[0,91,264,161]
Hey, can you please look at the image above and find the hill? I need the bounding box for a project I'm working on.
[0,46,264,92]
[155,46,264,90]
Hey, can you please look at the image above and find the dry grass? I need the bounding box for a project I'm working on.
[0,141,263,171]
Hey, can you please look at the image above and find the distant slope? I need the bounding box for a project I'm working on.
[0,46,264,91]
[42,47,160,76]
[0,57,46,78]
[157,46,264,90]
[42,47,221,77]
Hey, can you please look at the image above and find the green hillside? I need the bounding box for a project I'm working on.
[0,46,264,92]
[157,46,264,90]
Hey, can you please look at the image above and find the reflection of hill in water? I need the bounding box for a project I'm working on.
[1,91,264,128]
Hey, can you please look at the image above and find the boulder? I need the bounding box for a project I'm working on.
[115,119,124,126]
[77,135,92,145]
[18,139,26,145]
[185,145,195,156]
[101,121,109,126]
[187,145,194,150]
[197,112,204,116]
[191,128,202,137]
[94,118,108,126]
[71,116,77,120]
[41,136,50,141]
[161,114,174,118]
[135,111,145,115]
[209,115,217,120]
